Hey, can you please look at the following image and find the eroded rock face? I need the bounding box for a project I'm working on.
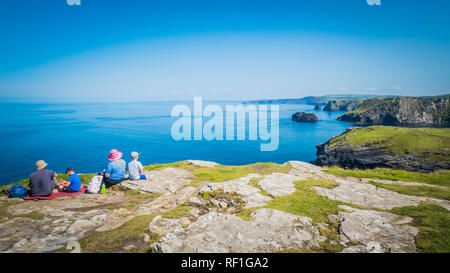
[121,168,194,194]
[152,209,324,253]
[338,206,418,253]
[337,97,450,125]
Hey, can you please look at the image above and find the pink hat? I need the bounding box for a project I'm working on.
[108,149,123,161]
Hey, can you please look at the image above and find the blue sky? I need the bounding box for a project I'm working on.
[0,0,449,102]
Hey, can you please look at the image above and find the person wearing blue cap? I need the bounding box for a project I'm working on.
[128,152,147,181]
[58,167,81,192]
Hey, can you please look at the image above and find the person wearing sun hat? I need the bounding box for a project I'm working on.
[103,149,127,188]
[29,160,57,197]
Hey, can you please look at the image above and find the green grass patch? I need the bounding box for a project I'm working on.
[144,161,292,183]
[144,161,193,171]
[0,179,29,192]
[235,207,261,221]
[77,214,158,253]
[327,126,450,162]
[265,179,341,223]
[324,166,450,186]
[369,182,450,200]
[191,162,291,182]
[390,204,450,253]
[160,202,193,219]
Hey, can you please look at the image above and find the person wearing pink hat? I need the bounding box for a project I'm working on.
[103,149,127,188]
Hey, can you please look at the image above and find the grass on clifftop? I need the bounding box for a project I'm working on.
[369,182,450,201]
[390,204,450,253]
[265,179,341,223]
[324,167,450,186]
[346,98,385,114]
[328,126,450,161]
[145,161,292,183]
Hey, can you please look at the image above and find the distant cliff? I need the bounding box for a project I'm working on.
[337,96,450,125]
[314,126,450,172]
[244,94,395,105]
[323,100,360,111]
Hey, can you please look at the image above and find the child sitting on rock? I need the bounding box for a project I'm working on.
[58,168,81,192]
[128,152,147,181]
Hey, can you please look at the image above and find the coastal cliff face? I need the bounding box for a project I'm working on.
[314,126,450,172]
[323,100,360,111]
[337,97,450,125]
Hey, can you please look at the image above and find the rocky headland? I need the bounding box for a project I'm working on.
[292,112,318,122]
[0,159,449,253]
[314,126,450,172]
[337,96,450,125]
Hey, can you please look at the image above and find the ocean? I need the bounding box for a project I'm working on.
[0,101,354,185]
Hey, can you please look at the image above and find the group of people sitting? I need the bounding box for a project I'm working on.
[28,149,146,197]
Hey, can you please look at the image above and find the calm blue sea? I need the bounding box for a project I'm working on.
[0,101,353,185]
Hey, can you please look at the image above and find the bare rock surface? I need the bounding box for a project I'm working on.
[313,178,450,211]
[186,160,219,167]
[258,173,300,197]
[198,174,272,208]
[121,168,193,194]
[152,208,324,253]
[313,178,419,209]
[338,206,418,253]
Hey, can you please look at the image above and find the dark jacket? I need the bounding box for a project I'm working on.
[29,169,56,197]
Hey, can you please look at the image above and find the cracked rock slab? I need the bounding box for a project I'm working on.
[152,208,324,253]
[258,173,301,197]
[313,178,419,210]
[121,168,194,194]
[199,174,272,208]
[338,206,418,253]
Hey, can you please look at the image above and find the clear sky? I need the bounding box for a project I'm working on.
[0,0,449,102]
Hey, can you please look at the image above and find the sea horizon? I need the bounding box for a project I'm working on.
[0,101,353,185]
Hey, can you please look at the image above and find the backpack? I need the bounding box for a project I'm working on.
[6,184,28,198]
[86,175,104,194]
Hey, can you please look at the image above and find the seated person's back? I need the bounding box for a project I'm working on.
[107,159,127,180]
[29,160,56,197]
[67,172,81,191]
[128,151,146,180]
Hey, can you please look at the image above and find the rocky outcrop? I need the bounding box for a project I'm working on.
[0,160,448,253]
[323,100,360,111]
[337,96,450,125]
[314,104,322,110]
[151,209,324,253]
[292,112,318,122]
[314,126,450,172]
